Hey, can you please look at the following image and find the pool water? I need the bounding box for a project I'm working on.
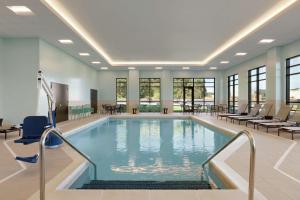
[68,118,231,181]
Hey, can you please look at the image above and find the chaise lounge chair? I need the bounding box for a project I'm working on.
[247,105,291,129]
[278,126,300,140]
[228,104,261,124]
[259,112,300,133]
[14,116,50,145]
[234,103,273,126]
[217,103,248,120]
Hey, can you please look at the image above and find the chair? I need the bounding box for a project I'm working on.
[259,111,300,133]
[14,116,50,145]
[217,103,248,120]
[247,105,291,129]
[228,104,261,124]
[278,126,300,140]
[236,103,272,126]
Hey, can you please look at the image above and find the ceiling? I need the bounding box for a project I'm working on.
[0,0,300,70]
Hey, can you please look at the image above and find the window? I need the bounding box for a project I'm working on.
[248,66,266,110]
[116,78,127,105]
[228,74,238,113]
[139,78,161,105]
[173,78,215,112]
[287,55,300,111]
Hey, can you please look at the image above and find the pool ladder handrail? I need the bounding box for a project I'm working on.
[39,128,97,200]
[201,130,256,200]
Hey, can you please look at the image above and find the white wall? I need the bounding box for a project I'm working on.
[0,38,4,116]
[97,69,221,112]
[1,38,39,124]
[38,40,99,116]
[222,38,300,115]
[222,54,267,105]
[98,70,128,104]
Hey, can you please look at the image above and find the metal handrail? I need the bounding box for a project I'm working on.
[201,130,256,200]
[40,128,97,200]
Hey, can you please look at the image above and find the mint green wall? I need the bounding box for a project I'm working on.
[1,38,39,124]
[38,40,99,116]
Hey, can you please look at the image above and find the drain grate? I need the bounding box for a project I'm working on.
[80,180,211,190]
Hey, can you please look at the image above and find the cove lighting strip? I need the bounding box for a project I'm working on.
[41,0,298,66]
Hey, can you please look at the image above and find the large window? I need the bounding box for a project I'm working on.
[139,78,161,105]
[228,74,238,113]
[287,55,300,110]
[248,66,266,110]
[116,78,127,105]
[173,78,215,112]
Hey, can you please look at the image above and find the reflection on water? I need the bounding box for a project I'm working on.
[68,118,230,181]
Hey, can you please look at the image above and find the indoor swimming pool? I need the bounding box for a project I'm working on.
[66,117,231,189]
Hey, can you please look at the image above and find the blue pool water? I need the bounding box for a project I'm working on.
[68,118,231,181]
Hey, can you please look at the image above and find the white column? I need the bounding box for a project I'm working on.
[266,47,282,114]
[161,70,173,112]
[128,69,140,113]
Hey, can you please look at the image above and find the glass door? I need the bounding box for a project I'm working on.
[183,86,194,112]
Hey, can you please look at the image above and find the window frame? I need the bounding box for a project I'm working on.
[228,74,238,113]
[173,78,215,112]
[248,66,266,111]
[286,55,300,110]
[116,78,127,105]
[139,78,161,105]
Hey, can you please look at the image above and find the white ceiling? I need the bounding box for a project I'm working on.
[0,0,300,70]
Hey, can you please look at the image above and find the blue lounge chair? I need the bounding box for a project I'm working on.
[14,116,51,145]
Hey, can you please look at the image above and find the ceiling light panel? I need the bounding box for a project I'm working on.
[259,39,275,44]
[91,61,101,64]
[128,67,136,70]
[100,67,108,70]
[6,6,34,15]
[220,61,230,64]
[182,67,190,70]
[58,39,73,44]
[79,52,90,56]
[235,52,247,56]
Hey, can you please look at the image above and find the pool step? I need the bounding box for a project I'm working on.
[80,180,212,190]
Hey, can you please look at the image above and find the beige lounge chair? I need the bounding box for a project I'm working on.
[239,103,273,126]
[228,104,261,124]
[217,103,248,120]
[258,112,300,134]
[278,126,300,140]
[248,105,291,129]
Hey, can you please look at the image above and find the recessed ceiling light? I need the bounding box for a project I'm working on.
[182,67,190,70]
[209,67,217,70]
[79,53,90,56]
[91,61,101,64]
[100,67,108,70]
[6,6,34,15]
[155,67,163,70]
[235,52,247,56]
[259,39,275,44]
[128,67,136,70]
[220,61,230,64]
[58,39,73,44]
